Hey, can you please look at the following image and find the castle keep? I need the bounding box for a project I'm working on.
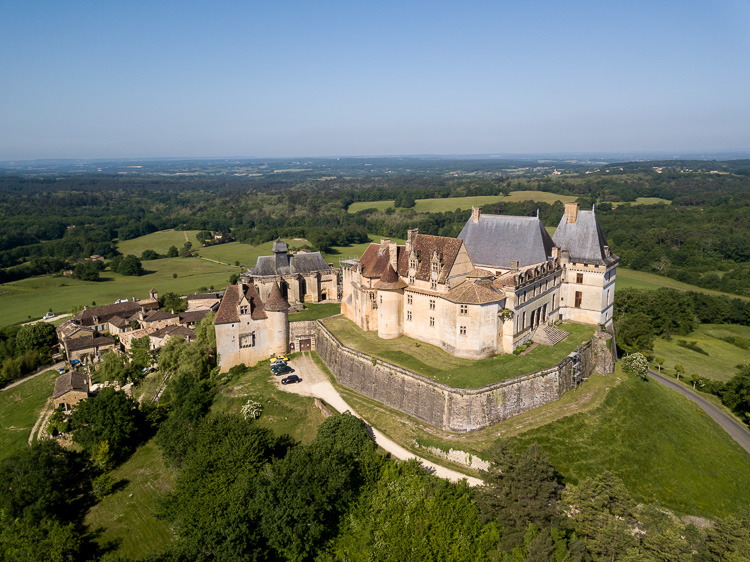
[340,202,617,359]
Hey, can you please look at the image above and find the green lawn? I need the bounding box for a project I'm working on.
[0,257,236,327]
[0,370,57,461]
[211,360,326,445]
[652,324,750,382]
[503,190,579,204]
[512,367,750,518]
[321,234,405,265]
[117,229,201,256]
[84,439,175,559]
[195,238,310,268]
[347,195,504,214]
[289,302,341,322]
[615,267,749,299]
[611,197,671,208]
[322,316,595,388]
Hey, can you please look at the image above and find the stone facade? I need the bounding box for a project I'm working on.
[316,319,608,432]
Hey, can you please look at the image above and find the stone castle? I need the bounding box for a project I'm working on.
[214,202,618,370]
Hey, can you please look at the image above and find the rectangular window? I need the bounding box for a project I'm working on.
[407,294,413,305]
[576,273,583,284]
[239,305,248,314]
[409,276,415,284]
[430,280,437,290]
[459,326,466,336]
[522,311,527,328]
[429,299,435,310]
[607,289,611,305]
[407,310,412,321]
[574,291,583,308]
[429,317,435,327]
[460,304,468,315]
[239,332,255,348]
[379,294,382,304]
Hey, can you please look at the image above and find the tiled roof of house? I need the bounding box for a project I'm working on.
[179,310,211,324]
[459,214,555,269]
[445,279,507,305]
[553,209,618,265]
[214,284,267,324]
[53,371,89,399]
[359,243,405,279]
[65,334,115,352]
[143,310,179,323]
[264,282,290,311]
[73,300,158,327]
[150,325,195,340]
[108,316,131,329]
[186,292,221,301]
[374,264,407,290]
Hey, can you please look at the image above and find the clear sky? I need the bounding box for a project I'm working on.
[1,0,749,159]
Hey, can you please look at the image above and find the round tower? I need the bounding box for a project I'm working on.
[374,264,406,340]
[264,281,289,356]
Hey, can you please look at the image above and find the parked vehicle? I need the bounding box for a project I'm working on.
[58,367,66,374]
[43,312,55,319]
[272,365,293,376]
[270,359,286,368]
[281,374,301,385]
[270,355,289,362]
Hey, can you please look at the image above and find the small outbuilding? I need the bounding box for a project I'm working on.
[53,371,90,411]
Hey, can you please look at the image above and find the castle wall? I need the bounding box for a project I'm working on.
[559,262,616,326]
[216,317,271,371]
[316,320,604,432]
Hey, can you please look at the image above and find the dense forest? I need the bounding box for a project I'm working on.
[1,160,750,295]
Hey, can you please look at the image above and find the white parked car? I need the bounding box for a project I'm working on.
[43,312,55,320]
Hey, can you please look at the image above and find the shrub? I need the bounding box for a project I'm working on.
[621,353,649,380]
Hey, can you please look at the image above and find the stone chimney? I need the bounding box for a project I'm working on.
[510,260,519,272]
[472,206,482,224]
[83,305,88,311]
[564,202,579,224]
[380,238,390,252]
[406,228,418,254]
[388,241,398,271]
[552,247,560,259]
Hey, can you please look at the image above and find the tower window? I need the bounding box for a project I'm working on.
[459,326,467,336]
[429,317,435,327]
[429,299,435,310]
[431,280,437,290]
[407,311,412,321]
[407,294,413,305]
[575,291,583,308]
[576,273,583,284]
[460,304,468,315]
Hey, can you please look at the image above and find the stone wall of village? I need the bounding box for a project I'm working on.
[315,319,611,433]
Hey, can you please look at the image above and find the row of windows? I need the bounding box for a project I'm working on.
[520,276,560,303]
[406,312,467,336]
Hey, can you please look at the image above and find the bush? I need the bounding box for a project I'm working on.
[621,353,649,380]
[91,473,116,500]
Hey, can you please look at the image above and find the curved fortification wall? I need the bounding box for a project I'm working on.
[315,319,612,433]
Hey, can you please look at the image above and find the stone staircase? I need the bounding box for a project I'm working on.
[531,324,569,346]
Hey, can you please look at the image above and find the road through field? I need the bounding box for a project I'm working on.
[282,354,482,486]
[649,370,750,455]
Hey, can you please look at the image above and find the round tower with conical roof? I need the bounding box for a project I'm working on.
[374,264,406,339]
[264,281,289,356]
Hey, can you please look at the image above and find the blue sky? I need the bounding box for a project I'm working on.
[1,0,749,159]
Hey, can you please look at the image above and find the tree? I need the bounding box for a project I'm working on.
[159,291,186,313]
[622,352,649,380]
[115,254,144,276]
[68,387,143,463]
[15,322,56,353]
[140,249,159,261]
[0,512,83,562]
[654,357,665,374]
[721,366,750,421]
[195,311,216,352]
[617,313,655,354]
[166,245,179,258]
[674,364,685,381]
[72,261,101,281]
[96,351,128,384]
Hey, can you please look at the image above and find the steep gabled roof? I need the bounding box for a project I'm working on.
[65,334,115,352]
[53,371,89,399]
[359,243,404,279]
[74,300,158,327]
[444,279,507,305]
[264,282,290,311]
[553,209,616,264]
[213,284,268,325]
[458,214,555,269]
[409,234,464,283]
[374,264,407,290]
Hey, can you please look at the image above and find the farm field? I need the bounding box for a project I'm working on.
[195,237,311,268]
[84,439,175,559]
[512,367,750,518]
[652,324,750,383]
[501,190,578,204]
[117,229,201,256]
[0,370,57,461]
[611,196,671,208]
[211,359,327,445]
[347,195,504,214]
[615,267,749,299]
[322,316,594,388]
[0,257,236,327]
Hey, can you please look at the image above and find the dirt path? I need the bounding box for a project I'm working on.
[22,313,71,326]
[29,399,53,445]
[184,231,189,242]
[280,354,482,486]
[1,361,65,392]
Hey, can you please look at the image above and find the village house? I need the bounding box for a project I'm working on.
[185,292,222,311]
[52,371,90,411]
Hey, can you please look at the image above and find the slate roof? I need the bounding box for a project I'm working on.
[53,371,89,399]
[213,284,268,324]
[553,209,617,265]
[65,334,115,352]
[458,214,555,269]
[250,252,333,277]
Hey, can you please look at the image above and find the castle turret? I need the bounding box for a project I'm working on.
[374,264,406,340]
[264,281,289,356]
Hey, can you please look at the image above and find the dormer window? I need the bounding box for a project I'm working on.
[240,305,249,315]
[431,261,439,273]
[410,258,417,270]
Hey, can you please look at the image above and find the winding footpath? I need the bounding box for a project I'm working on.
[648,370,750,455]
[283,354,483,486]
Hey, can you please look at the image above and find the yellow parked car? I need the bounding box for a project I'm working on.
[270,355,289,363]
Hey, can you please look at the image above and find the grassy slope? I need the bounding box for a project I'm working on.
[84,439,175,559]
[615,267,749,299]
[0,370,57,461]
[348,195,505,214]
[117,229,201,256]
[652,324,750,382]
[0,257,237,327]
[512,367,750,518]
[323,316,594,388]
[212,360,326,445]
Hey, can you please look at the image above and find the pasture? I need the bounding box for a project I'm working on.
[347,195,504,214]
[117,229,201,256]
[501,190,578,204]
[615,267,749,299]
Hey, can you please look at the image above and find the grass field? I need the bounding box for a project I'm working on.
[615,267,749,299]
[611,197,671,208]
[502,190,578,204]
[652,324,750,382]
[84,439,175,559]
[512,367,750,518]
[195,238,311,268]
[117,230,201,256]
[289,302,341,322]
[211,360,326,445]
[323,316,594,388]
[0,370,57,461]
[347,195,504,214]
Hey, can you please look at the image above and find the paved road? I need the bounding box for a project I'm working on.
[649,370,750,455]
[0,361,66,392]
[282,354,483,486]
